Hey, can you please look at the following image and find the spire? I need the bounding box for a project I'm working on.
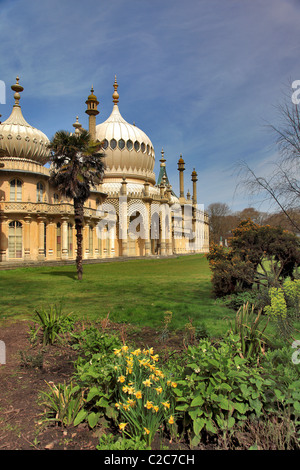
[11,76,24,107]
[112,75,119,105]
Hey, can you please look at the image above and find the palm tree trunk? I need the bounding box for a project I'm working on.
[74,197,84,280]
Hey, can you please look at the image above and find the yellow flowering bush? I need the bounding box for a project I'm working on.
[113,345,177,445]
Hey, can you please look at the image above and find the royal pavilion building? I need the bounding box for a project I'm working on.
[0,76,209,264]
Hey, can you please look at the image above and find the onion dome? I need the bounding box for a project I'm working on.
[95,76,155,184]
[0,77,50,164]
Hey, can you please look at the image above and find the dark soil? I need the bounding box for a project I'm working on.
[0,319,191,451]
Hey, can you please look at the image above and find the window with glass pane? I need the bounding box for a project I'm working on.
[8,221,22,259]
[10,179,22,201]
[127,140,133,150]
[134,141,140,151]
[37,182,44,202]
[118,139,125,150]
[110,139,117,149]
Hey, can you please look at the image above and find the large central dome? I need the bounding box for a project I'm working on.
[95,77,155,184]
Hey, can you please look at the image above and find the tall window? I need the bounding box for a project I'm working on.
[37,182,44,202]
[53,193,59,203]
[8,221,22,259]
[56,223,61,258]
[10,179,22,201]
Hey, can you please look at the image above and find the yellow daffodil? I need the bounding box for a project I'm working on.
[144,427,150,435]
[151,354,159,362]
[143,378,152,387]
[161,401,170,410]
[127,398,136,407]
[153,405,159,413]
[118,375,126,383]
[144,400,153,410]
[168,415,175,424]
[155,369,164,378]
[114,349,121,356]
[171,382,177,388]
[119,423,127,431]
[155,386,163,394]
[122,345,129,352]
[135,390,142,399]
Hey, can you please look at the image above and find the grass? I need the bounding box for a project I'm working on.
[0,254,236,337]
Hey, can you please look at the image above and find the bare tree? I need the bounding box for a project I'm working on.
[237,83,300,232]
[207,202,231,244]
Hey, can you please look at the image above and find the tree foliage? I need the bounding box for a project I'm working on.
[207,219,300,297]
[49,129,105,280]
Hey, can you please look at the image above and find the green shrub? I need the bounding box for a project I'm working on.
[38,381,86,427]
[227,302,270,362]
[30,303,75,345]
[174,334,272,446]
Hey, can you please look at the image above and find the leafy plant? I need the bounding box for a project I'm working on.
[38,381,86,427]
[96,433,150,450]
[30,303,75,345]
[174,334,272,447]
[70,326,122,359]
[227,302,270,362]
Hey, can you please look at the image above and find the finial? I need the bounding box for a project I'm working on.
[160,148,166,166]
[11,76,24,106]
[73,116,82,135]
[113,75,119,105]
[73,116,82,129]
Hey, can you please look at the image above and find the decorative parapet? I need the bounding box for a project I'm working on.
[0,157,50,176]
[0,200,101,220]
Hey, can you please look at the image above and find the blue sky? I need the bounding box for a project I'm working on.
[1,0,300,212]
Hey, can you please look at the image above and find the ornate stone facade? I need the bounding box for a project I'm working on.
[0,77,209,263]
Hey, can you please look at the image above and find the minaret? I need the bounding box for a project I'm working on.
[177,154,185,202]
[85,85,99,141]
[191,169,198,205]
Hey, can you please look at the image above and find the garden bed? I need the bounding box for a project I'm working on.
[0,319,299,451]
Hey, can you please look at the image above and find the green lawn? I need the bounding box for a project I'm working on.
[0,255,236,336]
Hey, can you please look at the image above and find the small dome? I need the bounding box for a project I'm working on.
[96,78,155,183]
[0,78,50,164]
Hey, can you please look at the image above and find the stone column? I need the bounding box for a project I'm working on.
[37,216,46,260]
[0,215,8,261]
[23,215,32,260]
[61,217,69,260]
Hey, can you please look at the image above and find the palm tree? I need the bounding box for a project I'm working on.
[48,129,105,280]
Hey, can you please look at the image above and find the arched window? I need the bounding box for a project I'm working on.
[37,182,44,202]
[53,193,59,203]
[10,179,22,201]
[8,221,22,259]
